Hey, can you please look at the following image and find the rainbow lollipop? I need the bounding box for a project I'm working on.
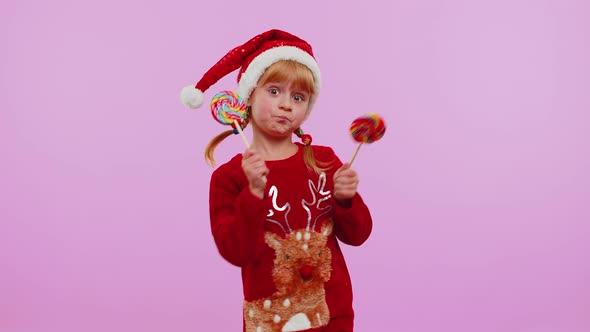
[210,91,250,148]
[349,113,386,165]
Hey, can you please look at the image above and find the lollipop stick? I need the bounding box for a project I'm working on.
[234,119,250,148]
[349,143,363,166]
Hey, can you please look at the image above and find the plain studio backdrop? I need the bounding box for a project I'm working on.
[1,0,588,331]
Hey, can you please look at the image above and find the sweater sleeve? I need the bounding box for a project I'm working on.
[321,146,373,246]
[209,165,270,267]
[332,193,373,246]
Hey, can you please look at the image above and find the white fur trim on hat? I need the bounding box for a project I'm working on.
[180,85,204,109]
[237,46,321,105]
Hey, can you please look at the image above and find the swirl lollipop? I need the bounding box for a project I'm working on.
[210,91,250,147]
[349,113,386,165]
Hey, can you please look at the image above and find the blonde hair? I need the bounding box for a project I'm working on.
[205,60,332,174]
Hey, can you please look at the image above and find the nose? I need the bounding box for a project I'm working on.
[299,264,313,280]
[279,95,292,111]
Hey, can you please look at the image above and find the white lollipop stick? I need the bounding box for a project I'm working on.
[233,119,250,148]
[349,143,363,166]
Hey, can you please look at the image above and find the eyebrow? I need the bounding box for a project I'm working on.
[264,82,309,95]
[294,90,309,96]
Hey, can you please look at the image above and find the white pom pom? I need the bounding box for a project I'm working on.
[180,85,204,109]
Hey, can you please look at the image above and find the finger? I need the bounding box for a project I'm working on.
[244,147,262,160]
[243,147,254,159]
[246,155,261,165]
[336,173,353,183]
[334,182,356,192]
[336,168,354,179]
[335,162,351,173]
[257,168,269,179]
[336,174,358,185]
[334,189,355,201]
[341,168,358,177]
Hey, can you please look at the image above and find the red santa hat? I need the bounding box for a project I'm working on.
[180,29,321,110]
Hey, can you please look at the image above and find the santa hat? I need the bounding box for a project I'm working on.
[180,29,321,110]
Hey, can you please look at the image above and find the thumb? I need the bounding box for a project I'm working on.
[243,147,256,159]
[335,163,349,177]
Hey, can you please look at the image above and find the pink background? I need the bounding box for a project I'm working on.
[1,0,589,331]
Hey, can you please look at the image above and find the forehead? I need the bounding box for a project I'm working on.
[259,62,315,91]
[261,80,309,92]
[261,78,313,96]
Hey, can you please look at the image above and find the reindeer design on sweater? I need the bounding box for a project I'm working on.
[244,173,334,332]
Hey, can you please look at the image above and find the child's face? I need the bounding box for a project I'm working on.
[248,80,310,139]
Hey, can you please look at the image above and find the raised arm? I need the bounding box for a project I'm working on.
[209,166,269,267]
[328,149,373,246]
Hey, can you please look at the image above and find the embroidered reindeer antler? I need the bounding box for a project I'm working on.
[302,172,333,231]
[266,185,293,234]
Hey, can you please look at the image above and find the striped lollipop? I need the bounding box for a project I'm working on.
[210,91,250,147]
[349,113,386,165]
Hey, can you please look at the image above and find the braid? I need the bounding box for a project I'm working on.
[205,108,251,167]
[293,128,332,174]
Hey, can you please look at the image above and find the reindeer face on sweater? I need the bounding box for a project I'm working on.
[265,223,333,295]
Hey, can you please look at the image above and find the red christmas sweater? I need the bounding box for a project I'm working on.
[209,143,373,332]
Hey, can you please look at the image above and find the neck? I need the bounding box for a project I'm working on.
[251,135,298,161]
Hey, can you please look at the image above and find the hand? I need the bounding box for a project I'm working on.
[333,163,359,202]
[242,147,269,199]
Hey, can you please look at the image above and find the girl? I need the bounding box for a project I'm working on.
[181,29,373,332]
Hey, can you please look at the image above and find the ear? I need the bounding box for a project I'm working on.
[245,88,257,107]
[320,221,333,237]
[264,232,282,250]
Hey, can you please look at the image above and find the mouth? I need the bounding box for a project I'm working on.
[275,115,291,122]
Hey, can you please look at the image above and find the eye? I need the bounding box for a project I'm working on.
[293,94,305,102]
[269,88,279,95]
